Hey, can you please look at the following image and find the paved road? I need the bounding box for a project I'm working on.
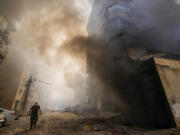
[0,112,180,135]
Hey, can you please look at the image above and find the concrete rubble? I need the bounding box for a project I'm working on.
[1,112,180,135]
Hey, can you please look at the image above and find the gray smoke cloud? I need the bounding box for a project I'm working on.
[1,0,180,114]
[130,0,180,54]
[0,0,91,109]
[0,0,23,23]
[89,0,180,55]
[85,0,180,126]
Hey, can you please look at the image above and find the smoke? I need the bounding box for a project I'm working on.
[0,46,26,109]
[0,0,23,24]
[125,0,180,54]
[1,0,179,116]
[131,0,180,54]
[12,0,88,58]
[85,0,180,125]
[89,0,180,55]
[0,0,91,109]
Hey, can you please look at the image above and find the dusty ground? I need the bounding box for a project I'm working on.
[0,112,180,135]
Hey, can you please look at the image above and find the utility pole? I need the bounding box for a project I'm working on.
[20,76,57,114]
[21,76,33,114]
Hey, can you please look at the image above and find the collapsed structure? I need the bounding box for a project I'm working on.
[87,0,180,129]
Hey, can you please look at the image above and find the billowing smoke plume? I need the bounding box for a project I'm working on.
[130,0,180,54]
[1,0,180,115]
[0,0,91,109]
[86,0,180,125]
[89,0,180,55]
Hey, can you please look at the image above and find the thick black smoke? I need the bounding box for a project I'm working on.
[86,0,180,127]
[131,0,180,54]
[89,0,180,55]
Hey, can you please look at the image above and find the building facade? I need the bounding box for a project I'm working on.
[86,0,179,128]
[12,64,51,115]
[12,65,39,115]
[155,56,180,127]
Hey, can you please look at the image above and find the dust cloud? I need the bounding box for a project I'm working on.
[0,0,91,109]
[1,0,179,112]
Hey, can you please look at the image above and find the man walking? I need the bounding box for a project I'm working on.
[29,102,41,129]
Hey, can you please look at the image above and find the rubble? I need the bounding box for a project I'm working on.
[1,112,180,135]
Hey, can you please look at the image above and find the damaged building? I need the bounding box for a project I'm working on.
[12,65,39,115]
[87,0,180,129]
[155,56,180,127]
[12,64,50,115]
[2,0,180,134]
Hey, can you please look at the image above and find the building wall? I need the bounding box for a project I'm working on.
[87,0,179,128]
[12,64,51,114]
[155,57,180,126]
[86,42,175,128]
[88,0,146,39]
[12,65,39,115]
[86,38,173,128]
[88,0,180,54]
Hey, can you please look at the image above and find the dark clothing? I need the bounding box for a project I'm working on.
[30,105,40,129]
[30,115,38,129]
[31,105,40,116]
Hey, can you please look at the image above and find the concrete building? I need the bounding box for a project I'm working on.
[155,56,180,127]
[87,0,180,129]
[12,64,51,115]
[12,65,39,115]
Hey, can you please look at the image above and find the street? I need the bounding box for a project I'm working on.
[1,0,180,135]
[0,112,180,135]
